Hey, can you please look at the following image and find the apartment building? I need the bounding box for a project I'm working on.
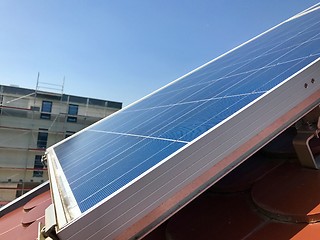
[0,84,122,204]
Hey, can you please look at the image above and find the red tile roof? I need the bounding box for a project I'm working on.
[1,128,320,240]
[0,191,51,240]
[252,162,320,223]
[143,129,320,240]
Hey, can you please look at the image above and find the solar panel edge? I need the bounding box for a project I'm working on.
[46,149,81,227]
[188,57,320,145]
[292,3,320,19]
[114,9,300,110]
[55,58,320,239]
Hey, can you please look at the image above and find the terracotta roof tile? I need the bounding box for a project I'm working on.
[22,197,51,225]
[244,221,320,240]
[17,221,42,240]
[0,207,24,240]
[252,162,320,223]
[0,191,51,240]
[143,129,320,239]
[23,191,51,211]
[166,193,265,240]
[210,153,284,192]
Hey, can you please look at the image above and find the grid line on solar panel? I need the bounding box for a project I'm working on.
[124,58,319,112]
[69,138,186,211]
[55,131,186,185]
[88,129,189,143]
[125,32,320,111]
[51,6,320,214]
[149,16,317,91]
[56,132,152,175]
[88,57,317,144]
[121,55,318,114]
[289,4,320,20]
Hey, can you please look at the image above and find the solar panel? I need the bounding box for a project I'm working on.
[46,4,320,240]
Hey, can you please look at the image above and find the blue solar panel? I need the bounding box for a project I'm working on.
[54,131,186,211]
[47,5,320,237]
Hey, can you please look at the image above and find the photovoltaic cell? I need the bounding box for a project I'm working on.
[54,131,186,211]
[48,5,320,236]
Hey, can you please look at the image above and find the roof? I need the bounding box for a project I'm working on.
[143,128,320,240]
[1,127,320,239]
[0,190,51,240]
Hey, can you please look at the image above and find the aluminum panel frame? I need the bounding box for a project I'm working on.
[54,59,320,240]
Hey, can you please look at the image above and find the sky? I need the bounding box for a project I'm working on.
[0,1,319,106]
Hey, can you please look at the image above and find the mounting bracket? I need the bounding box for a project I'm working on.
[39,204,59,240]
[293,106,320,169]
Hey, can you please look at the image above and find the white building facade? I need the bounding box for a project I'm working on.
[0,84,122,204]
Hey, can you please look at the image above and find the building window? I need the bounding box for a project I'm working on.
[65,131,76,138]
[67,104,78,123]
[37,129,48,149]
[33,155,44,177]
[67,116,77,123]
[40,101,52,119]
[68,104,78,115]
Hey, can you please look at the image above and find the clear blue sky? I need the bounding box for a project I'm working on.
[0,1,319,106]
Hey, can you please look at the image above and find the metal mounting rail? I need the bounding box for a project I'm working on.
[293,106,320,169]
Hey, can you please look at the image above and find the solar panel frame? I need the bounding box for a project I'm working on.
[45,4,320,239]
[51,59,320,240]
